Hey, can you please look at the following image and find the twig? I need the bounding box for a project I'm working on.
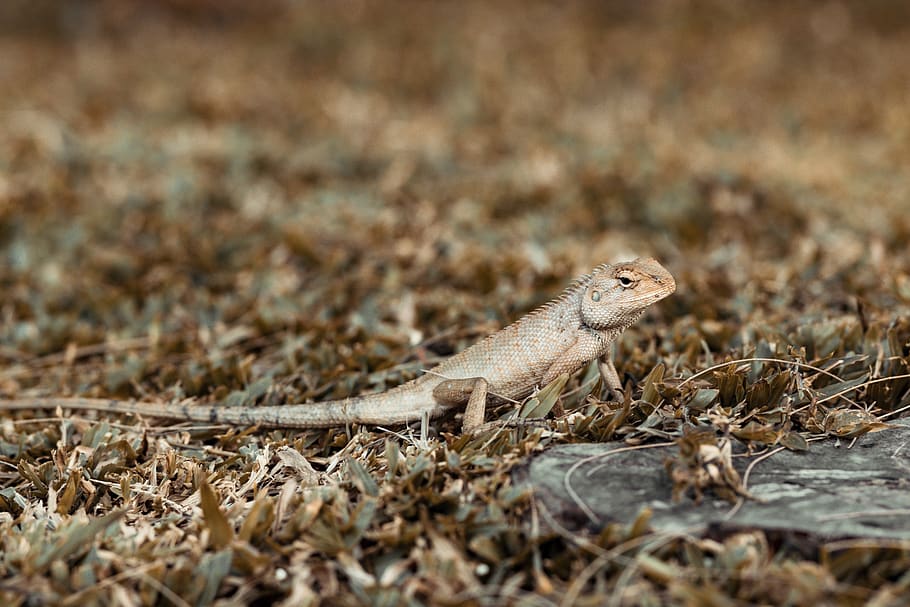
[725,446,785,519]
[815,374,910,406]
[879,401,910,421]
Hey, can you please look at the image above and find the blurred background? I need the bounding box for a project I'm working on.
[1,0,909,390]
[5,5,910,604]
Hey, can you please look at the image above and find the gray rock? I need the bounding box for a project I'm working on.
[518,420,910,541]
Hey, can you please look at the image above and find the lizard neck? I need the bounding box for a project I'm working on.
[582,310,643,338]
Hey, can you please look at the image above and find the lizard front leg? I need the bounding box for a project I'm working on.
[541,328,611,386]
[597,353,625,401]
[432,377,489,432]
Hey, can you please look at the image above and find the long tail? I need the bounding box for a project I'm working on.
[0,387,447,429]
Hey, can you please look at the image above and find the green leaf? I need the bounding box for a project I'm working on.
[347,457,379,497]
[35,509,127,569]
[688,388,719,411]
[195,548,233,606]
[346,498,378,548]
[815,374,870,399]
[519,373,569,419]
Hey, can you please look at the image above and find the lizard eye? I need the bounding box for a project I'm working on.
[618,276,634,288]
[591,290,601,302]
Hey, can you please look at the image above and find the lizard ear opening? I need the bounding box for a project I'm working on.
[581,281,617,329]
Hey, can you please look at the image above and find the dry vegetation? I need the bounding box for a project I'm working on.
[1,1,910,605]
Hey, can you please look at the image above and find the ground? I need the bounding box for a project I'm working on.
[1,1,909,605]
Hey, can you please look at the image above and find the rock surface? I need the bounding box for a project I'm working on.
[520,420,910,541]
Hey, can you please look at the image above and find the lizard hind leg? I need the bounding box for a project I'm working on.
[432,377,489,433]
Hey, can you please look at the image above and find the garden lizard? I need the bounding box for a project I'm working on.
[0,258,675,432]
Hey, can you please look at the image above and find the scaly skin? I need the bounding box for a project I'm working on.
[0,258,675,432]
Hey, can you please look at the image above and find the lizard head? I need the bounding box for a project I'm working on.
[580,257,676,330]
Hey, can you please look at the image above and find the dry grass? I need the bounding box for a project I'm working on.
[2,1,910,605]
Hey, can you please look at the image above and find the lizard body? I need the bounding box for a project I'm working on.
[0,258,675,432]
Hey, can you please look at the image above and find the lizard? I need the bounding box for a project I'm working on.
[0,257,675,433]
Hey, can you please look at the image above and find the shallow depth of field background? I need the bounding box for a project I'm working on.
[1,2,909,605]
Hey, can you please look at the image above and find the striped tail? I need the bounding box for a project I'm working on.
[0,385,447,429]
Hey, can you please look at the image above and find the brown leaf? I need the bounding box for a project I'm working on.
[732,421,778,444]
[779,431,809,451]
[823,410,891,438]
[200,479,234,550]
